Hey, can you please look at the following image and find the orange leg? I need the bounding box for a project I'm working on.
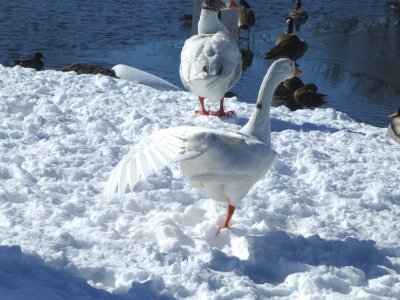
[223,204,236,228]
[195,96,209,116]
[217,204,236,235]
[209,98,235,117]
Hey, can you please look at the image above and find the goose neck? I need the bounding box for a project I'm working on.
[198,8,228,34]
[240,68,283,145]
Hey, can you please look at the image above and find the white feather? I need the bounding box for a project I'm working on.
[104,126,200,202]
[104,59,297,211]
[180,32,242,102]
[179,3,242,104]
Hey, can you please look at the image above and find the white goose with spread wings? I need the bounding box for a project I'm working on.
[180,0,242,117]
[104,58,301,231]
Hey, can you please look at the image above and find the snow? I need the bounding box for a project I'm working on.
[0,64,399,299]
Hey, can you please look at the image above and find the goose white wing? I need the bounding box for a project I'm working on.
[104,126,204,201]
[179,131,276,182]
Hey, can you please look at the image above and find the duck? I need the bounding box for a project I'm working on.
[288,0,308,30]
[273,78,304,111]
[274,78,327,111]
[14,52,45,71]
[276,17,294,45]
[61,63,117,77]
[273,76,304,100]
[180,0,242,117]
[387,1,400,10]
[293,83,327,108]
[238,0,256,40]
[284,76,304,91]
[265,23,308,62]
[104,58,301,232]
[388,108,400,143]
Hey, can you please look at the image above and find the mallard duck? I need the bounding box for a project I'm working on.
[273,76,304,99]
[273,77,304,111]
[61,63,117,77]
[104,58,301,232]
[276,17,294,45]
[238,0,256,40]
[274,82,291,99]
[288,0,308,30]
[388,108,400,143]
[293,83,327,108]
[285,76,304,91]
[265,29,308,62]
[14,52,45,71]
[180,0,242,117]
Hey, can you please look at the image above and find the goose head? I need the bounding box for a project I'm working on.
[269,58,302,82]
[203,0,239,11]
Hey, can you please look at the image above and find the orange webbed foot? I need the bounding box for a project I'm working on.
[195,109,210,116]
[209,110,235,118]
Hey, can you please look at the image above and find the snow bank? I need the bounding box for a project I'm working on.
[0,65,399,299]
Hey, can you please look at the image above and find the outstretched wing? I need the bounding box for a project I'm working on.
[104,126,203,202]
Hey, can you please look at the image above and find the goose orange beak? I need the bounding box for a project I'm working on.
[295,67,302,77]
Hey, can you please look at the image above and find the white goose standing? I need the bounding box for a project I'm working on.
[180,0,242,117]
[105,58,301,231]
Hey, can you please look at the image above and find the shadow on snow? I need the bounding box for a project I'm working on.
[208,230,398,285]
[0,245,175,300]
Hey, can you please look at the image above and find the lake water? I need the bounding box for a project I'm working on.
[1,0,399,127]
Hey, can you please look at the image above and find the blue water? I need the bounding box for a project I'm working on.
[1,0,399,127]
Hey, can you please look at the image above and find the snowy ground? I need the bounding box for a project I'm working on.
[0,65,399,299]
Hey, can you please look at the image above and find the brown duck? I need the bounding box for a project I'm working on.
[14,52,45,71]
[293,83,327,108]
[265,20,308,62]
[238,0,256,40]
[61,63,117,78]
